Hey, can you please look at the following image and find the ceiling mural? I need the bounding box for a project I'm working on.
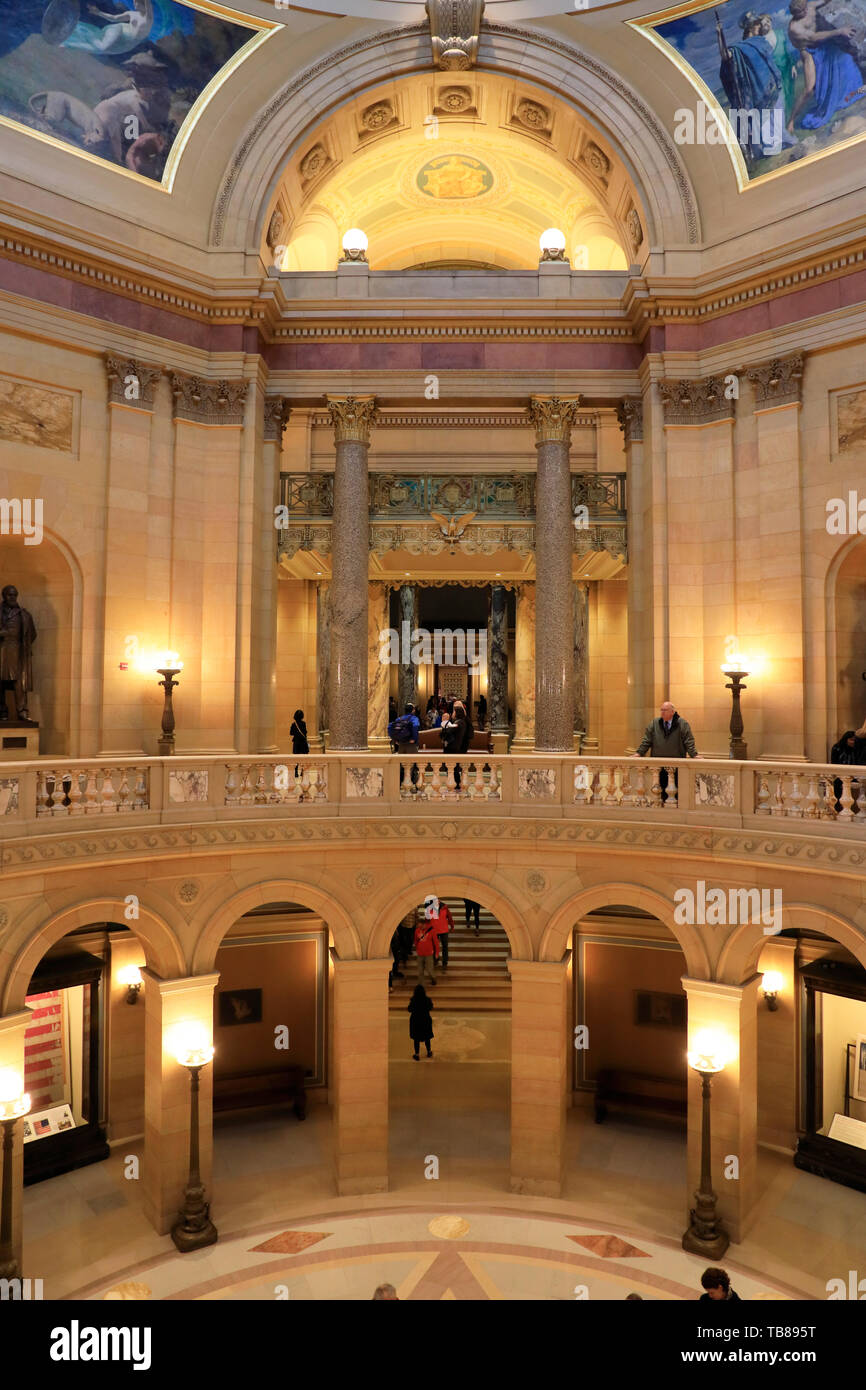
[416,153,495,199]
[633,0,866,186]
[0,0,276,187]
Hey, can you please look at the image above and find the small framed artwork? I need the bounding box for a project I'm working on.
[21,1118,34,1143]
[218,988,263,1027]
[855,1035,866,1104]
[634,990,687,1029]
[55,1104,75,1132]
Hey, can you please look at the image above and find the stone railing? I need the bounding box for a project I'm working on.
[0,755,862,838]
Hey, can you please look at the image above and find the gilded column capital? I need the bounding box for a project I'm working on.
[615,397,644,444]
[657,376,734,425]
[745,352,804,408]
[104,353,161,410]
[169,371,248,426]
[426,0,484,70]
[326,394,378,445]
[264,396,291,442]
[526,395,582,445]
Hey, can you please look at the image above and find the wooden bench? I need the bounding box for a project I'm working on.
[594,1067,687,1125]
[213,1065,307,1120]
[417,729,493,753]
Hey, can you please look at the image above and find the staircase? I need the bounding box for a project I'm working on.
[389,908,511,1012]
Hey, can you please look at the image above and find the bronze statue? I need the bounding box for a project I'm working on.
[0,586,37,722]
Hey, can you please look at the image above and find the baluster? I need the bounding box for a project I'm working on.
[771,772,786,816]
[597,767,610,805]
[430,763,442,799]
[36,771,51,817]
[83,768,100,814]
[755,772,771,815]
[818,775,835,819]
[787,772,803,818]
[650,765,662,810]
[803,775,819,819]
[633,763,647,807]
[473,761,485,799]
[620,764,635,808]
[491,762,502,799]
[663,766,678,809]
[838,775,854,822]
[573,764,588,805]
[852,775,863,818]
[445,760,457,797]
[300,764,311,801]
[116,767,130,813]
[254,763,268,804]
[100,767,116,813]
[134,767,148,810]
[237,764,252,805]
[611,764,625,807]
[224,764,239,806]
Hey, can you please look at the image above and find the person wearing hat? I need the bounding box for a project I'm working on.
[422,893,453,971]
[414,905,439,986]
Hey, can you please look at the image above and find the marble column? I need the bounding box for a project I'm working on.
[397,584,418,712]
[513,582,536,748]
[573,581,589,746]
[367,582,390,748]
[333,959,390,1194]
[528,395,581,751]
[488,583,508,734]
[326,395,377,750]
[316,581,330,747]
[509,959,568,1197]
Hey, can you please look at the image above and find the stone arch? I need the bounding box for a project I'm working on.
[825,530,866,741]
[190,878,362,974]
[1,898,186,1014]
[210,24,698,252]
[365,873,533,961]
[717,901,866,985]
[538,881,711,978]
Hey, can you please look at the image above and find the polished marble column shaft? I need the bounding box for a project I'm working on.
[326,396,377,750]
[316,581,330,743]
[397,583,418,711]
[573,581,589,739]
[488,583,508,732]
[528,396,580,751]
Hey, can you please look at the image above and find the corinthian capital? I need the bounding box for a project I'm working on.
[746,352,804,407]
[326,394,378,445]
[615,397,643,444]
[264,396,291,442]
[104,354,161,410]
[527,394,582,445]
[658,376,733,425]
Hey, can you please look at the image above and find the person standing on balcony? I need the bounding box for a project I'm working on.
[290,709,309,755]
[632,700,697,802]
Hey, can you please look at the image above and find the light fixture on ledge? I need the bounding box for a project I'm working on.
[170,1023,217,1253]
[682,1029,730,1259]
[539,227,567,263]
[340,228,368,264]
[761,971,783,1012]
[155,650,183,756]
[720,656,749,761]
[119,964,143,1004]
[0,1069,31,1281]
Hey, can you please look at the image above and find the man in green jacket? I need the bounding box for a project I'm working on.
[632,701,698,802]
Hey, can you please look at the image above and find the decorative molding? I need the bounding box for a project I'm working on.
[169,372,249,426]
[615,398,643,444]
[657,376,734,425]
[264,396,292,442]
[310,411,594,429]
[176,879,199,905]
[580,140,611,186]
[278,519,625,561]
[104,354,161,410]
[433,85,476,116]
[527,395,582,445]
[299,142,332,184]
[266,208,285,249]
[746,353,804,408]
[277,324,633,341]
[625,207,643,251]
[512,98,551,135]
[427,0,484,70]
[359,99,399,136]
[325,394,378,444]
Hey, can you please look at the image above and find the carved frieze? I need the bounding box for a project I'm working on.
[169,372,248,426]
[616,398,644,444]
[746,352,804,408]
[105,354,161,411]
[657,376,734,425]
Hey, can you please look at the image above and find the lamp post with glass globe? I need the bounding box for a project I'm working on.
[155,650,183,756]
[0,1069,31,1280]
[538,227,568,263]
[682,1031,730,1258]
[721,655,749,760]
[170,1024,218,1253]
[340,228,369,264]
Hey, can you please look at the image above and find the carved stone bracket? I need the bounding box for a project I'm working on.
[658,376,734,425]
[104,354,162,411]
[746,352,804,408]
[169,372,249,426]
[264,396,291,442]
[427,0,484,70]
[527,395,582,445]
[325,394,378,444]
[615,397,644,444]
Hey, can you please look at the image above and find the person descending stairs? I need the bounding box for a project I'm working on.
[389,904,510,1012]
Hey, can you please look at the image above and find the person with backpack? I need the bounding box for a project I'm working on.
[388,703,420,753]
[413,911,439,986]
[423,893,454,970]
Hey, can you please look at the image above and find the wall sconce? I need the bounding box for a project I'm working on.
[119,965,143,1004]
[539,227,567,263]
[156,651,183,756]
[340,228,368,264]
[761,971,782,1011]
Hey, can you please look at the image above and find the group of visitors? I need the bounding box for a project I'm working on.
[387,697,474,755]
[387,893,483,1059]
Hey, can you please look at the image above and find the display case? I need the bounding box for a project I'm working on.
[22,950,109,1185]
[794,958,866,1194]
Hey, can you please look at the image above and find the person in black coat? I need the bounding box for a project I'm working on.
[830,729,864,811]
[290,709,309,755]
[699,1268,740,1301]
[408,984,434,1059]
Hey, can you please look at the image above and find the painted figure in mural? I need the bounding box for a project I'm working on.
[716,8,794,155]
[0,586,38,722]
[63,0,155,56]
[787,0,861,128]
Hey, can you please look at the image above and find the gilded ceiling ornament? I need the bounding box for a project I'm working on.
[527,395,582,445]
[427,0,485,70]
[325,394,379,444]
[417,153,493,198]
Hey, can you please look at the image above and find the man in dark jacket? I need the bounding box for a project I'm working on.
[632,701,697,803]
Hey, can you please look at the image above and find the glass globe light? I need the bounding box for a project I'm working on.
[539,227,567,262]
[341,228,368,263]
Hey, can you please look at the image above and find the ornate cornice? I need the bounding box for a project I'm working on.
[326,394,378,445]
[527,395,582,445]
[658,376,734,425]
[309,411,597,429]
[746,353,804,408]
[264,396,291,441]
[169,372,249,426]
[104,354,162,410]
[615,398,643,444]
[275,322,633,341]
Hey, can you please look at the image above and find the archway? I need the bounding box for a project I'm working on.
[827,534,866,745]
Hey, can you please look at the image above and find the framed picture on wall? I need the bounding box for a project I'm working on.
[218,988,263,1027]
[856,1035,866,1103]
[634,990,687,1029]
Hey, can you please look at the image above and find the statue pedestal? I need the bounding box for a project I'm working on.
[0,722,40,759]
